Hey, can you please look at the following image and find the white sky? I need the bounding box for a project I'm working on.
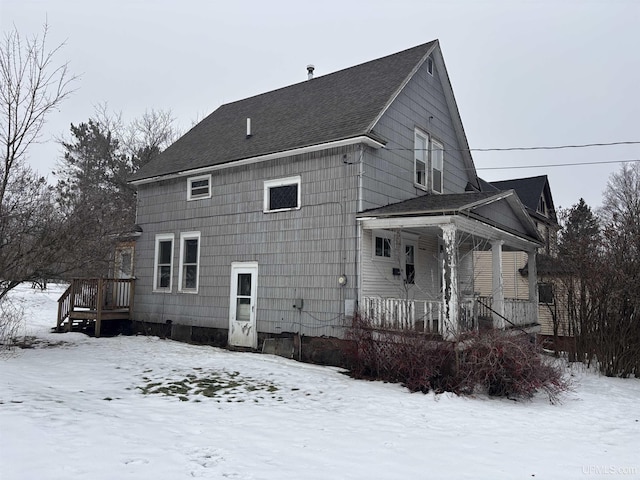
[2,0,639,210]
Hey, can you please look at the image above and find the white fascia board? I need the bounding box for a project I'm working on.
[130,136,384,186]
[359,216,454,230]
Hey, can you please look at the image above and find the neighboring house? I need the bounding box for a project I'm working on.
[128,40,543,360]
[475,176,566,339]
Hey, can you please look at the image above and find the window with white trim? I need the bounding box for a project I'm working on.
[414,129,445,193]
[427,57,434,76]
[178,231,200,292]
[375,236,392,258]
[154,234,174,291]
[187,175,212,201]
[414,131,428,189]
[373,230,395,261]
[431,139,444,194]
[264,176,301,212]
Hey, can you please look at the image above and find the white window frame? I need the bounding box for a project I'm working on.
[431,138,444,194]
[373,230,394,262]
[263,175,301,213]
[414,130,428,191]
[187,174,212,201]
[153,233,174,292]
[178,231,201,293]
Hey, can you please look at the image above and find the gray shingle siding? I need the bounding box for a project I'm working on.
[133,146,360,337]
[361,50,472,210]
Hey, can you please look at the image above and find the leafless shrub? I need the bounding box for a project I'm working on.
[345,313,570,403]
[0,296,24,354]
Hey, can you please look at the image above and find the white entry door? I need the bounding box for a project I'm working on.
[228,262,258,348]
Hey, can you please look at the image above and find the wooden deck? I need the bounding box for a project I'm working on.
[57,278,135,337]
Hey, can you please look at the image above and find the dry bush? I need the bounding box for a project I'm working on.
[0,297,24,354]
[344,313,569,403]
[459,330,570,403]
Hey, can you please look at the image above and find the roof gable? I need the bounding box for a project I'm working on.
[131,41,438,182]
[487,175,557,223]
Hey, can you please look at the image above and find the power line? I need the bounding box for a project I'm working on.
[476,158,640,171]
[470,141,640,152]
[392,140,640,152]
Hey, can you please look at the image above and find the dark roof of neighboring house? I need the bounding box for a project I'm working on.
[520,254,575,276]
[488,175,548,212]
[359,192,499,216]
[131,40,438,182]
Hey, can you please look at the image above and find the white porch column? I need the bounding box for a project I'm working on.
[441,224,458,340]
[527,249,539,326]
[491,240,505,329]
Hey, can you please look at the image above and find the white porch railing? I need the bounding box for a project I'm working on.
[361,297,476,335]
[504,299,537,328]
[361,296,536,334]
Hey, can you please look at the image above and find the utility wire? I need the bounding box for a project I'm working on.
[392,140,640,153]
[470,141,640,152]
[476,158,640,171]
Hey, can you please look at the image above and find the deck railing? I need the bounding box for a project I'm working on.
[56,278,134,336]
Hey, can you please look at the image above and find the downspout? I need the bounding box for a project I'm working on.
[355,145,364,309]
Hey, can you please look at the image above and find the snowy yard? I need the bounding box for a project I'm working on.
[1,284,639,479]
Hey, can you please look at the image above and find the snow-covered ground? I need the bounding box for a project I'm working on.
[1,284,639,480]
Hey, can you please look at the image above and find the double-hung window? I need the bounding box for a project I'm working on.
[179,232,200,292]
[187,175,212,201]
[431,139,444,194]
[154,234,174,291]
[414,131,428,189]
[414,129,444,193]
[264,176,301,212]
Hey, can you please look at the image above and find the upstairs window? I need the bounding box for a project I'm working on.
[179,232,200,292]
[188,175,212,201]
[154,234,174,291]
[414,129,445,193]
[414,131,428,189]
[264,176,301,212]
[431,139,444,194]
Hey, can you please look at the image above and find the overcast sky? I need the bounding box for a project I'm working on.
[3,0,639,210]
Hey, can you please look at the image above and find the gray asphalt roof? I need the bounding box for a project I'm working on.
[358,191,500,216]
[131,41,438,182]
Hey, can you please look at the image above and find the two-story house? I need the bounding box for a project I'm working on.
[128,40,543,361]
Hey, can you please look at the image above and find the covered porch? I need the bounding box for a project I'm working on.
[357,191,543,340]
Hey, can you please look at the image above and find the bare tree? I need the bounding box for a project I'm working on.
[596,163,640,376]
[0,23,76,346]
[0,23,76,205]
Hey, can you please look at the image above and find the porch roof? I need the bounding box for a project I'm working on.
[357,191,543,251]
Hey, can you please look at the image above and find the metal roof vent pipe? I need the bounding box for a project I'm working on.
[307,64,315,80]
[246,117,252,138]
